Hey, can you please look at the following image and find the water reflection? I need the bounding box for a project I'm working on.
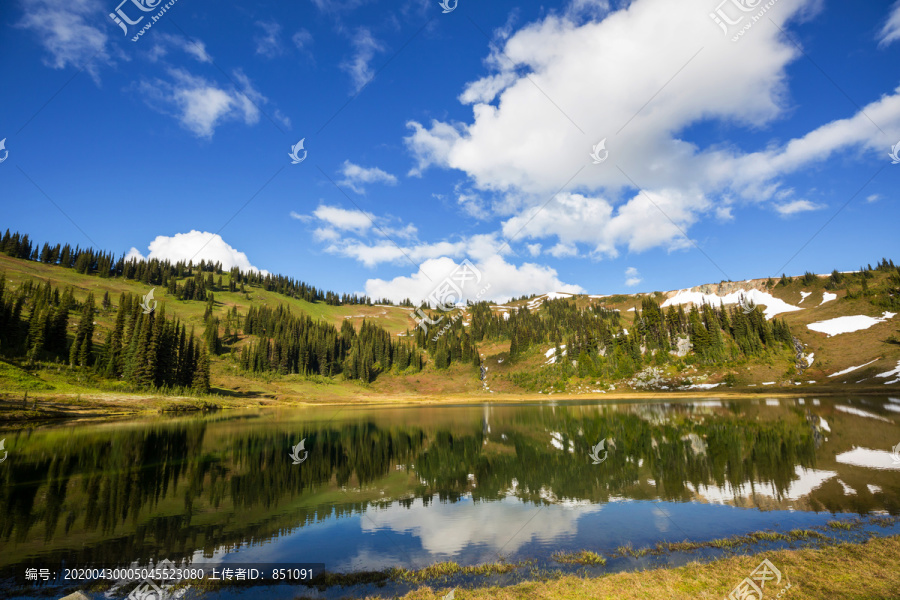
[0,397,897,575]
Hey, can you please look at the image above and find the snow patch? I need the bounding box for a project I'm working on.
[820,292,837,305]
[808,312,895,337]
[799,291,811,304]
[875,359,900,384]
[661,288,802,320]
[828,359,879,378]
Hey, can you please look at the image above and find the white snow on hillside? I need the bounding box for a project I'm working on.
[820,292,837,305]
[799,291,811,303]
[545,345,567,365]
[660,288,802,320]
[807,312,896,337]
[526,292,574,311]
[828,359,879,378]
[875,360,900,385]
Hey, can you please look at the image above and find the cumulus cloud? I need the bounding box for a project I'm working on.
[337,161,398,194]
[136,68,268,138]
[364,254,583,305]
[403,0,900,258]
[625,266,642,287]
[879,1,900,46]
[341,28,384,93]
[127,231,268,274]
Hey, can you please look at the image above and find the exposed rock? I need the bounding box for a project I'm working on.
[59,593,90,600]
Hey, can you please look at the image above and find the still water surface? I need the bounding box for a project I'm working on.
[1,396,898,596]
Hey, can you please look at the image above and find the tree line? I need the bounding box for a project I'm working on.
[0,228,387,307]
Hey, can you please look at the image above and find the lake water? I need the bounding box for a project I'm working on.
[1,396,899,599]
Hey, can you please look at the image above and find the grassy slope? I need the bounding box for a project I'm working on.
[1,255,898,408]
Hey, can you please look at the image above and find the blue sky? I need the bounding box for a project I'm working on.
[1,0,899,303]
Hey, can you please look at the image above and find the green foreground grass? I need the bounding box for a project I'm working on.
[393,534,900,600]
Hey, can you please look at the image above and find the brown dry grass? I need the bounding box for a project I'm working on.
[389,535,900,600]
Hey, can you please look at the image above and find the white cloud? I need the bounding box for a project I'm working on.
[625,266,642,287]
[337,161,398,194]
[548,243,578,258]
[879,1,900,46]
[775,199,825,216]
[526,243,542,257]
[456,188,491,220]
[148,33,212,63]
[341,28,384,94]
[255,21,284,58]
[312,205,375,233]
[18,0,111,83]
[866,194,882,203]
[127,231,268,274]
[403,0,900,258]
[364,254,583,304]
[137,68,267,138]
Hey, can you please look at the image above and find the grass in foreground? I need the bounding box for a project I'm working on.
[393,534,900,600]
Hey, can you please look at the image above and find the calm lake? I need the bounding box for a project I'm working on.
[1,396,899,599]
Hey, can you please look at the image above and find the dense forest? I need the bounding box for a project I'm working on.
[0,276,211,392]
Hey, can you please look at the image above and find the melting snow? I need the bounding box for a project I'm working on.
[808,312,895,336]
[820,292,837,305]
[660,288,802,320]
[686,383,721,390]
[799,291,812,303]
[828,359,879,378]
[819,417,830,432]
[875,359,900,385]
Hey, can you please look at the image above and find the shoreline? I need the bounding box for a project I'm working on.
[1,384,898,423]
